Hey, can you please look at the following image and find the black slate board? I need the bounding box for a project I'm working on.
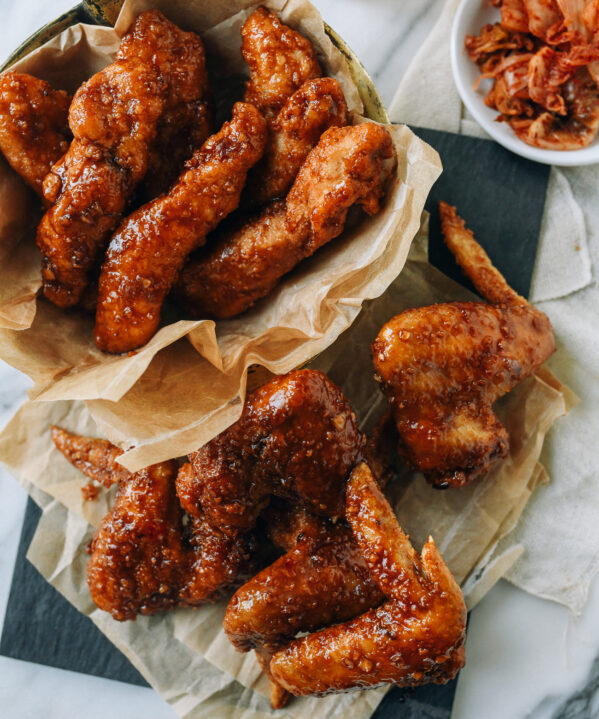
[0,129,550,716]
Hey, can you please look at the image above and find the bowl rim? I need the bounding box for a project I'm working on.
[450,0,599,167]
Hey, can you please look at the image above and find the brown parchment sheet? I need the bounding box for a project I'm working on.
[0,0,441,476]
[0,231,576,719]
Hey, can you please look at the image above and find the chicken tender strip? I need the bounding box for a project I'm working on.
[52,432,255,619]
[176,122,396,319]
[181,369,363,535]
[247,77,349,205]
[37,10,207,308]
[270,463,467,696]
[51,425,129,488]
[372,203,555,488]
[94,102,266,353]
[241,6,321,122]
[0,72,70,196]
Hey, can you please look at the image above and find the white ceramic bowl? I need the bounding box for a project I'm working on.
[451,0,599,166]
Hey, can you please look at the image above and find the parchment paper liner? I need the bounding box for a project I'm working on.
[0,233,576,719]
[0,0,441,474]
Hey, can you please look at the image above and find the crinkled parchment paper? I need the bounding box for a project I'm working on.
[0,232,576,719]
[0,0,441,473]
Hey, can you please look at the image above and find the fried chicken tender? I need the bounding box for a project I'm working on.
[52,430,255,620]
[246,77,349,205]
[94,102,267,354]
[372,203,555,489]
[241,6,321,122]
[0,72,70,196]
[50,425,129,488]
[36,10,207,309]
[181,369,363,536]
[269,463,467,696]
[175,122,396,319]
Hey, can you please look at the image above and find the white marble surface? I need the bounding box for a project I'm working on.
[0,1,598,718]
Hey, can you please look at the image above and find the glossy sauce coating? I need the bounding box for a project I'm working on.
[175,122,396,319]
[269,463,467,695]
[372,203,555,488]
[182,369,363,535]
[241,6,321,122]
[0,71,70,196]
[36,10,207,308]
[94,101,267,353]
[246,76,349,205]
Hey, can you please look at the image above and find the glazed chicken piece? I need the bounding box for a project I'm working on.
[52,430,255,620]
[0,72,71,197]
[246,76,349,205]
[241,6,321,123]
[269,462,467,695]
[50,425,129,488]
[86,458,186,620]
[225,503,382,710]
[372,203,555,489]
[175,122,396,319]
[180,369,363,536]
[36,10,207,309]
[94,101,267,354]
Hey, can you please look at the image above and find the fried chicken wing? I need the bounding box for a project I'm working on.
[0,72,70,196]
[94,102,267,353]
[51,425,129,488]
[269,463,467,696]
[181,369,362,535]
[36,10,207,308]
[241,6,321,122]
[87,458,185,620]
[246,77,349,205]
[372,203,555,489]
[224,519,383,654]
[52,430,255,619]
[175,122,396,319]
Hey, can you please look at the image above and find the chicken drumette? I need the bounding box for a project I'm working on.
[372,202,555,489]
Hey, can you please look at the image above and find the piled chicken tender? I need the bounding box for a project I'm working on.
[0,5,397,354]
[466,0,599,149]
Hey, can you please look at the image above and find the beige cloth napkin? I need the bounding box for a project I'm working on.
[389,0,599,614]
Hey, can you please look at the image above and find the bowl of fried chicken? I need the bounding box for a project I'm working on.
[451,0,599,165]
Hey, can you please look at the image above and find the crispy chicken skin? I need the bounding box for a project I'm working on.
[0,72,70,196]
[51,425,129,488]
[372,203,555,489]
[241,6,321,122]
[94,102,267,354]
[175,122,396,319]
[52,431,255,620]
[247,76,349,205]
[36,10,207,309]
[269,463,467,695]
[181,369,363,535]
